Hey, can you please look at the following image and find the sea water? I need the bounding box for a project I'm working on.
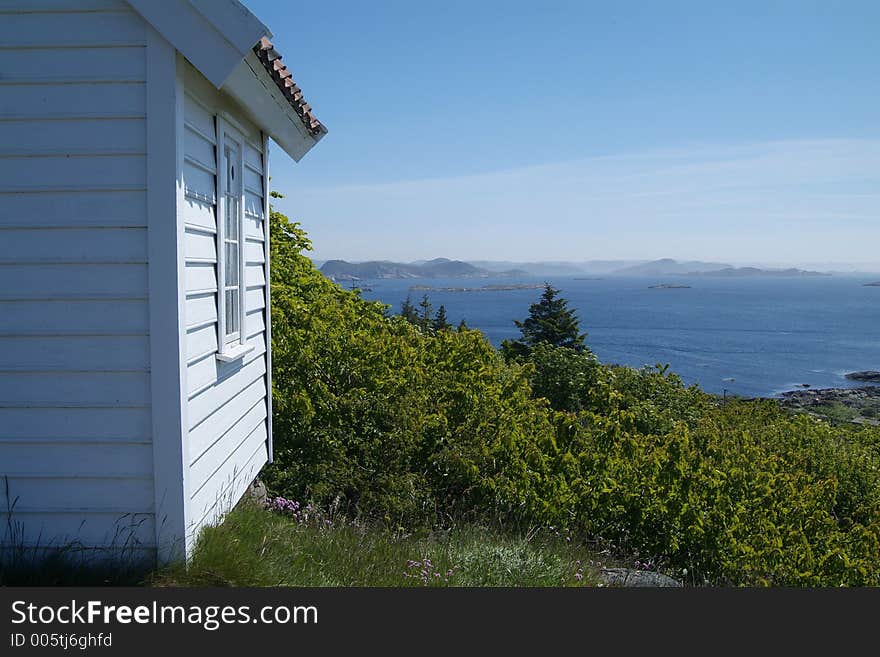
[354,275,880,398]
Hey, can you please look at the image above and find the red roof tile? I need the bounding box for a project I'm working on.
[253,36,326,137]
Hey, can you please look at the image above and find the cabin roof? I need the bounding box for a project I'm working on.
[126,0,326,160]
[253,37,326,138]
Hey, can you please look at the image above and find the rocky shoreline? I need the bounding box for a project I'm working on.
[776,385,880,426]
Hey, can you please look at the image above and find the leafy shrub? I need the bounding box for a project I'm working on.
[265,208,880,585]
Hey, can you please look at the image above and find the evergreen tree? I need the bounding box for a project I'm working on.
[400,295,419,325]
[433,305,450,331]
[418,295,433,331]
[501,284,586,360]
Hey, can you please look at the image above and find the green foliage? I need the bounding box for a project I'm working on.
[265,207,880,586]
[525,343,600,413]
[433,304,450,331]
[266,209,554,526]
[501,284,587,360]
[399,295,451,332]
[155,503,595,587]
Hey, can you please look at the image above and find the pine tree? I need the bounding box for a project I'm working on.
[400,295,419,325]
[433,305,450,331]
[501,283,586,360]
[418,295,433,331]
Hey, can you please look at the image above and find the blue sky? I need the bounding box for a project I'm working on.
[245,0,880,266]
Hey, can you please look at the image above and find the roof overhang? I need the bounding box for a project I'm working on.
[126,0,325,161]
[222,51,325,161]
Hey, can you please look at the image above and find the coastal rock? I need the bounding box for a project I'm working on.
[778,386,880,426]
[598,568,683,588]
[845,371,880,382]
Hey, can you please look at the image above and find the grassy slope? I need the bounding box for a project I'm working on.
[153,504,598,587]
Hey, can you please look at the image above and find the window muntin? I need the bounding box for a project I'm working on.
[216,119,247,357]
[223,143,241,342]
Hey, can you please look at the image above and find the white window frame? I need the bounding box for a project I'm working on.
[215,116,253,362]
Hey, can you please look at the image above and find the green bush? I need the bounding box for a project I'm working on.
[264,209,880,585]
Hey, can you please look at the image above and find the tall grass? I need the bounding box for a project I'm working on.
[153,503,597,587]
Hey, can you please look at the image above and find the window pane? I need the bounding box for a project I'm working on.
[225,242,239,286]
[225,289,239,336]
[225,195,239,237]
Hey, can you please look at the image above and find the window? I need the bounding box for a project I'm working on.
[215,119,252,362]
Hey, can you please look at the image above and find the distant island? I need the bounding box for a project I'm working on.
[865,282,880,287]
[687,267,830,278]
[845,371,880,383]
[321,258,525,281]
[319,256,849,281]
[409,283,545,293]
[614,258,732,276]
[649,283,691,289]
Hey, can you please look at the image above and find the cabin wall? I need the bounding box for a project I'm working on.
[0,0,155,556]
[178,58,270,541]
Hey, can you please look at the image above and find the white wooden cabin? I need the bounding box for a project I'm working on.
[0,0,326,564]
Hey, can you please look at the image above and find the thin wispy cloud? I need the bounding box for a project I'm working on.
[276,139,880,267]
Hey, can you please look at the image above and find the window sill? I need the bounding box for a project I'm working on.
[216,343,255,363]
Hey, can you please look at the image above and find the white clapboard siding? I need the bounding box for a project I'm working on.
[186,376,266,458]
[183,159,215,204]
[183,124,215,168]
[185,262,217,294]
[0,47,145,84]
[0,190,146,228]
[0,155,146,192]
[0,227,147,263]
[0,264,148,300]
[243,190,263,217]
[0,0,125,9]
[0,83,146,121]
[186,323,219,363]
[0,0,155,554]
[0,119,145,157]
[179,56,270,546]
[0,336,149,371]
[3,477,153,512]
[0,11,145,49]
[0,512,155,549]
[187,357,266,428]
[187,315,265,364]
[0,372,150,407]
[2,441,153,477]
[0,299,148,336]
[184,228,217,262]
[246,308,266,335]
[244,238,265,263]
[244,213,264,239]
[185,294,217,329]
[181,197,216,234]
[0,407,151,442]
[190,424,268,529]
[187,335,266,396]
[246,261,266,287]
[189,399,267,490]
[245,286,266,312]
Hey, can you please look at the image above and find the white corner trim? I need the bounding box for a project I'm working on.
[262,132,274,463]
[215,343,255,363]
[146,28,191,565]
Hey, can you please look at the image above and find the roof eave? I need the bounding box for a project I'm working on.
[222,52,326,162]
